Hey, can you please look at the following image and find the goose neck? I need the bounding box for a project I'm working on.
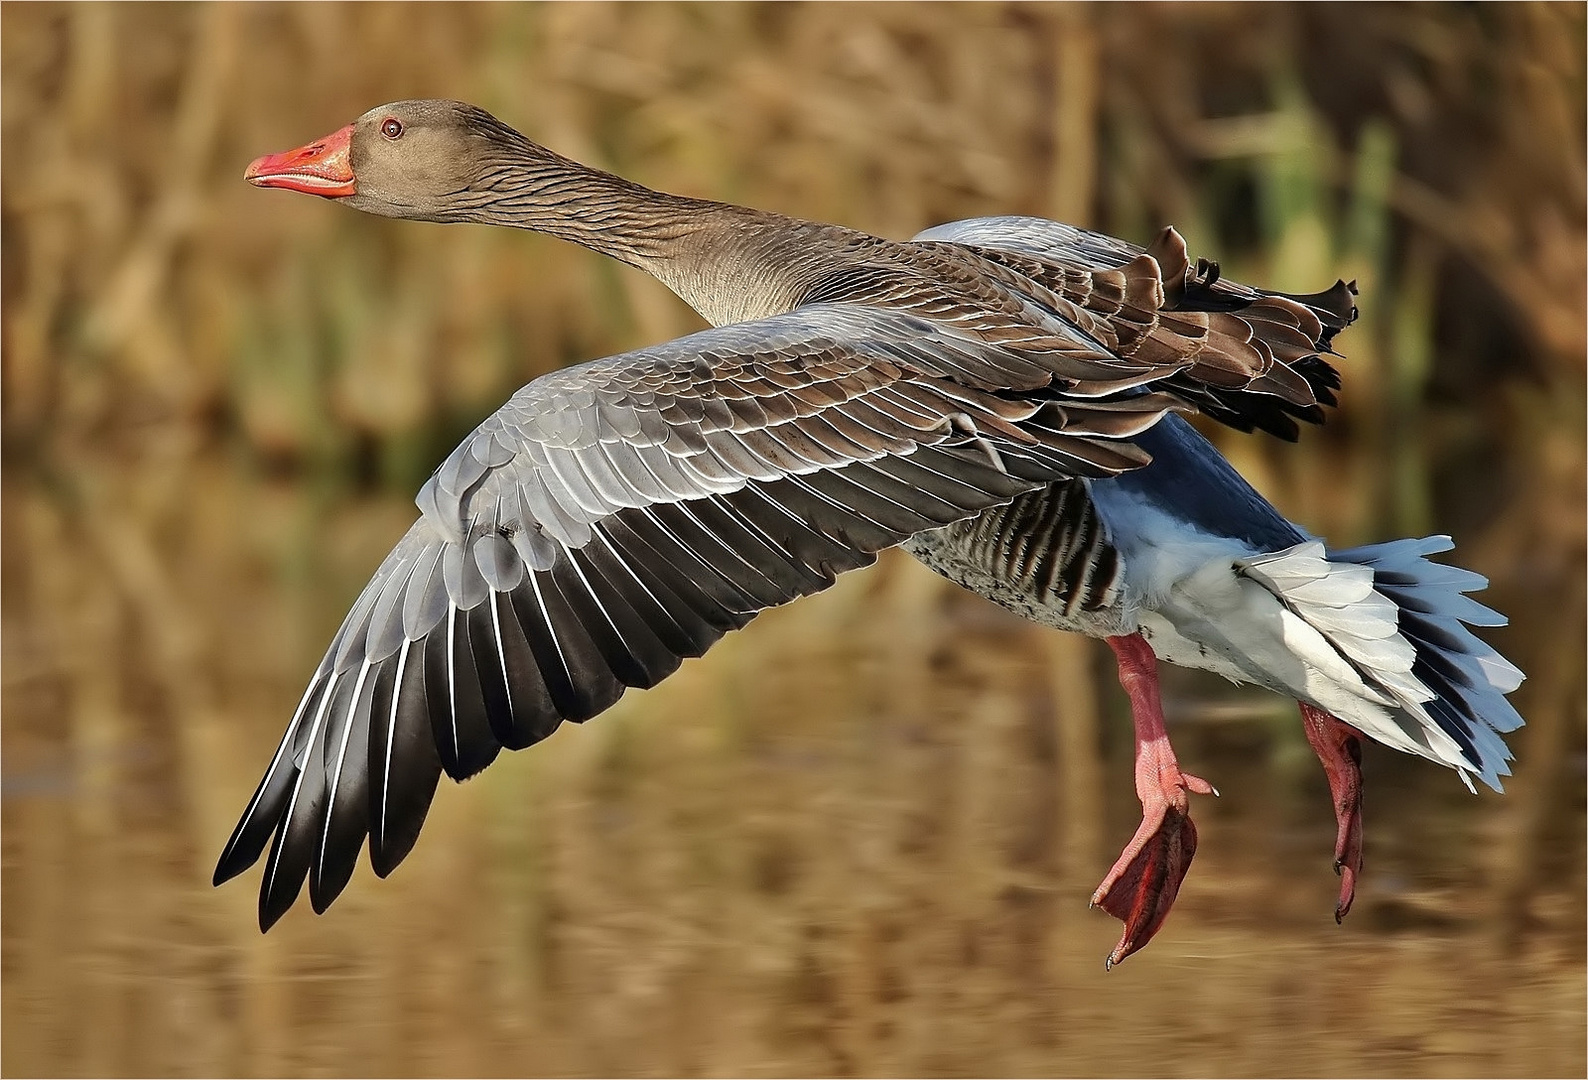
[455,142,720,269]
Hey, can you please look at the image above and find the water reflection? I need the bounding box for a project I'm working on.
[3,446,1582,1078]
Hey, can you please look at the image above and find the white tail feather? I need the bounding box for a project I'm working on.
[1245,536,1525,791]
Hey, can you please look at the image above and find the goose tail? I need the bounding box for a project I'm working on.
[1328,535,1526,792]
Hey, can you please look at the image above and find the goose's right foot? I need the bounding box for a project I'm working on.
[1095,634,1216,969]
[1299,702,1364,922]
[1089,742,1212,969]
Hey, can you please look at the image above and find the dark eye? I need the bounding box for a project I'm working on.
[380,117,403,140]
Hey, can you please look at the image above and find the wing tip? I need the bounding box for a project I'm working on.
[213,847,254,890]
[258,881,297,933]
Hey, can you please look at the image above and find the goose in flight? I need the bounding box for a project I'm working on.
[216,100,1524,968]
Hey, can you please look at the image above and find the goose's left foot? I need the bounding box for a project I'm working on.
[1299,702,1364,922]
[1095,634,1217,969]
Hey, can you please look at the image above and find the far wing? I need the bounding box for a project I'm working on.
[914,216,1357,440]
[214,302,1175,929]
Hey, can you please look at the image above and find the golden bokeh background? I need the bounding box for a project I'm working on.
[3,4,1584,1076]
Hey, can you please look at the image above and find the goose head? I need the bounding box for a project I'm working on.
[244,99,534,222]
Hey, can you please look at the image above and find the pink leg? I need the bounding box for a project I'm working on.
[1299,703,1364,922]
[1093,633,1217,969]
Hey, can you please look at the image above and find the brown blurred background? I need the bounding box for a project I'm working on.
[3,3,1584,1077]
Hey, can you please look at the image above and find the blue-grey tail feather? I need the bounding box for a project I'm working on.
[1328,536,1525,791]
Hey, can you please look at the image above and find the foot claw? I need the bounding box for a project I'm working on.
[1334,859,1358,922]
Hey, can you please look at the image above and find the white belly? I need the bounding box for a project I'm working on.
[1135,610,1254,684]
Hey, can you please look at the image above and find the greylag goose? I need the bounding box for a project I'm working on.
[216,100,1524,967]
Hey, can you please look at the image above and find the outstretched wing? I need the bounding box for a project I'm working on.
[914,216,1358,440]
[215,303,1177,928]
